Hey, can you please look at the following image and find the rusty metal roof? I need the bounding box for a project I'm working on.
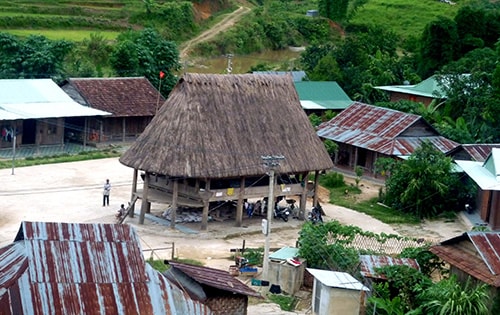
[0,221,212,315]
[460,144,500,162]
[430,232,500,287]
[359,255,420,279]
[317,102,460,156]
[166,261,261,298]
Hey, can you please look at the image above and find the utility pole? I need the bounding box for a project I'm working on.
[226,53,233,74]
[261,155,285,280]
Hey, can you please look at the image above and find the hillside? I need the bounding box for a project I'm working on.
[0,0,231,42]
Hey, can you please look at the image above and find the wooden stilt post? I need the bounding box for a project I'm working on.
[130,168,138,218]
[139,173,149,224]
[236,177,245,227]
[170,180,178,229]
[313,170,320,207]
[201,179,211,231]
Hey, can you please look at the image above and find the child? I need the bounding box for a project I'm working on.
[116,204,126,218]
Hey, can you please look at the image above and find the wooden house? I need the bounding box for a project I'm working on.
[374,75,447,106]
[455,148,500,229]
[0,221,212,315]
[316,102,460,176]
[165,261,261,315]
[119,73,334,230]
[61,77,165,145]
[430,232,500,308]
[0,79,109,150]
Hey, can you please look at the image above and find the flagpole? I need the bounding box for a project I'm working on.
[156,71,164,114]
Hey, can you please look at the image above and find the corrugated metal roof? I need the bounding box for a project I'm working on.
[0,221,212,315]
[359,255,420,279]
[167,261,261,298]
[294,81,354,110]
[0,79,110,120]
[317,102,460,156]
[269,246,299,261]
[456,150,500,190]
[252,71,306,82]
[460,144,500,162]
[63,77,164,117]
[431,232,500,286]
[374,75,447,98]
[307,268,369,291]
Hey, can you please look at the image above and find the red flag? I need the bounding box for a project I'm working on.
[159,71,165,79]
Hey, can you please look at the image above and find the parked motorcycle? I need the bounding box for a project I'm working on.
[274,204,291,222]
[308,203,323,224]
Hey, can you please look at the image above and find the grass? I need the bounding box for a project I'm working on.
[267,294,297,312]
[5,29,120,41]
[350,0,462,41]
[320,172,420,225]
[0,149,122,170]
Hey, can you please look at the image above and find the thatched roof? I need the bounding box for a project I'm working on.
[119,73,333,178]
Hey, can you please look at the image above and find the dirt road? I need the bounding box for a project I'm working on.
[179,6,251,60]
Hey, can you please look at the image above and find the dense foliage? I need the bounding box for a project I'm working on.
[377,142,467,218]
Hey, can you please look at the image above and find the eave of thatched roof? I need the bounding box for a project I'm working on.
[119,73,333,178]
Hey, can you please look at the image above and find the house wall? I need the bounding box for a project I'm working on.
[268,260,306,294]
[312,281,362,315]
[87,116,153,142]
[335,143,390,177]
[205,295,247,315]
[37,118,64,145]
[389,92,434,106]
[0,121,21,148]
[399,120,436,137]
[478,189,500,230]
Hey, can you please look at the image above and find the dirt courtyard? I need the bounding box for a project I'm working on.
[0,158,471,314]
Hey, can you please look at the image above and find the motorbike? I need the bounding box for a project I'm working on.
[274,204,291,222]
[308,203,324,224]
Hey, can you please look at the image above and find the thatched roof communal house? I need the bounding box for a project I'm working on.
[119,73,333,230]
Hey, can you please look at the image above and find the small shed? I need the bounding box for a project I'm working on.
[165,260,261,315]
[307,268,369,315]
[268,246,306,294]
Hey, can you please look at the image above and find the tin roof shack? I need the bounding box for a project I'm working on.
[317,102,460,177]
[0,221,212,315]
[61,77,164,145]
[452,144,500,162]
[0,79,110,150]
[307,268,369,315]
[119,73,334,230]
[359,255,420,293]
[165,261,261,315]
[268,246,306,295]
[430,232,500,308]
[456,148,500,229]
[430,232,500,287]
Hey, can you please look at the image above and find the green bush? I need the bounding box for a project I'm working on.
[268,294,297,311]
[319,171,345,188]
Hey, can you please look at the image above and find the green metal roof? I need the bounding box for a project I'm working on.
[294,81,353,110]
[374,75,470,99]
[269,246,299,261]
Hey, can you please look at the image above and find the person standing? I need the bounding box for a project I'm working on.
[103,179,111,206]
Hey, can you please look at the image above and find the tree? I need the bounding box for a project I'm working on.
[110,28,180,96]
[417,17,458,78]
[382,141,461,218]
[0,33,73,80]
